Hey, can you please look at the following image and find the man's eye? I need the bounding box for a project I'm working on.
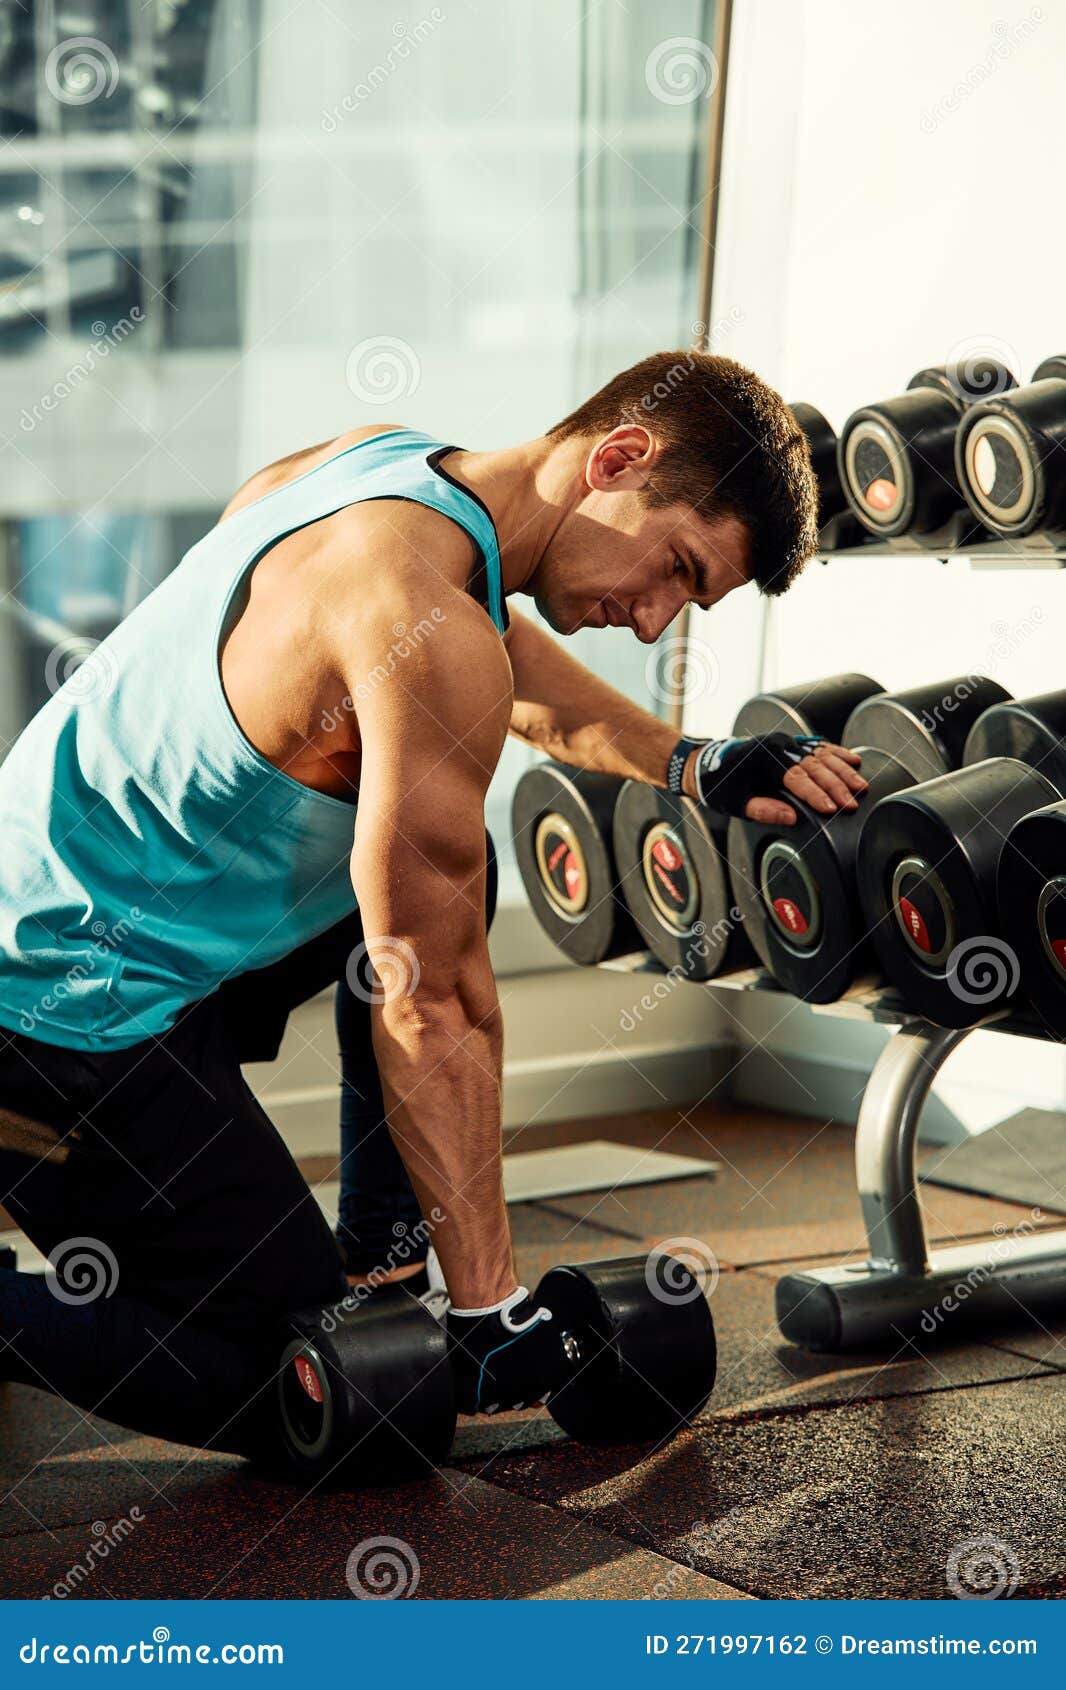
[672,555,686,577]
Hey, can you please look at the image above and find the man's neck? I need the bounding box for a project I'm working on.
[440,436,582,598]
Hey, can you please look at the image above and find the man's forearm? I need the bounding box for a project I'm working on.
[507,611,699,793]
[371,999,515,1309]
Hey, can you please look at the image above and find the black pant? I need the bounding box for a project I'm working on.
[0,839,496,1458]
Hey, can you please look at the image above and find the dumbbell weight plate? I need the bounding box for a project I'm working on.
[612,782,751,980]
[857,757,1059,1028]
[789,402,849,525]
[733,672,883,740]
[725,746,915,1003]
[536,1255,717,1446]
[512,762,642,965]
[963,689,1066,799]
[843,675,1011,784]
[278,1287,456,1481]
[955,356,1066,537]
[838,369,966,538]
[998,801,1066,1036]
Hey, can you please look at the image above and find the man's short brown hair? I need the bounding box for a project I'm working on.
[548,350,818,596]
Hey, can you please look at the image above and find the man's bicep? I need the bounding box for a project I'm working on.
[350,638,509,994]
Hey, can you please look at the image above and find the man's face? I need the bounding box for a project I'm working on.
[531,428,752,642]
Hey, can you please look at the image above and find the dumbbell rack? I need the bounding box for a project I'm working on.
[607,951,1066,1352]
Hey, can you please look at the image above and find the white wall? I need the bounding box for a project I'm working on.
[686,0,1066,1132]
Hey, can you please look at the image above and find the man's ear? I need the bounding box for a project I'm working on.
[585,425,657,491]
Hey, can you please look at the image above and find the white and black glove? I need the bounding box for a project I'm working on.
[446,1286,566,1415]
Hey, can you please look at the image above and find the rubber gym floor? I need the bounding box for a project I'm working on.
[2,1002,1065,1602]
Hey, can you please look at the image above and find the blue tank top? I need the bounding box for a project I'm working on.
[0,429,506,1051]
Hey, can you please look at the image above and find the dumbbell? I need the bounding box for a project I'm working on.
[612,782,752,981]
[733,671,883,741]
[838,363,1014,539]
[726,746,915,1001]
[277,1286,456,1482]
[512,762,641,964]
[843,675,1011,784]
[536,1254,717,1445]
[857,758,1059,1028]
[955,355,1066,538]
[963,689,1066,798]
[788,403,866,548]
[998,801,1066,1036]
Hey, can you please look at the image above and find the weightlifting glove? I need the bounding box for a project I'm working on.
[670,733,826,816]
[446,1286,565,1415]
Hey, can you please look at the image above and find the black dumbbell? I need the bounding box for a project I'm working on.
[733,671,883,741]
[955,355,1066,538]
[838,364,1013,539]
[512,762,642,965]
[535,1254,717,1446]
[277,1285,455,1482]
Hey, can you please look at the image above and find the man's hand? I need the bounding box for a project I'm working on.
[447,1288,566,1414]
[686,735,867,828]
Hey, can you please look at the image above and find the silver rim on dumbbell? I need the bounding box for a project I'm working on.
[758,839,821,950]
[962,412,1036,528]
[533,812,588,921]
[279,1339,335,1463]
[1037,875,1066,982]
[641,820,699,935]
[843,415,907,525]
[890,855,956,966]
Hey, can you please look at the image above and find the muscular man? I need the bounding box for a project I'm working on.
[0,350,864,1456]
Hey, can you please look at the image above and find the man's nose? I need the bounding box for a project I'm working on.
[633,590,685,644]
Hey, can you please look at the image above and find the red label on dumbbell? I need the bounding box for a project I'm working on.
[293,1355,323,1403]
[899,896,931,953]
[772,897,808,935]
[651,837,683,873]
[865,477,897,511]
[1054,940,1066,970]
[652,860,686,904]
[563,853,581,897]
